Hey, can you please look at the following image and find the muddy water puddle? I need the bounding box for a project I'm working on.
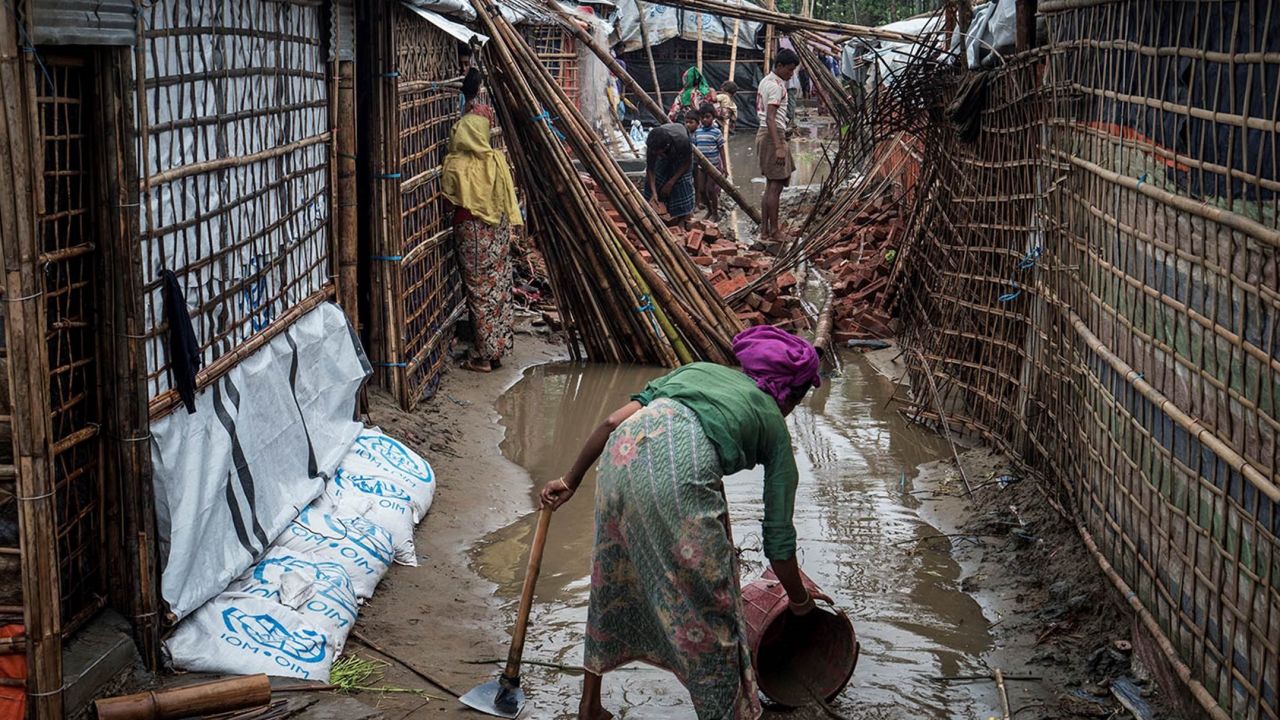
[726,130,831,208]
[471,356,1005,718]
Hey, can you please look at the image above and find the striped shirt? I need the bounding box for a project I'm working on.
[691,124,724,165]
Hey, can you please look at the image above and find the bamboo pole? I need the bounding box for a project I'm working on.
[336,60,359,333]
[556,10,762,225]
[95,45,160,670]
[95,675,272,720]
[633,0,664,110]
[763,0,776,73]
[696,11,704,74]
[0,2,62,716]
[479,1,738,363]
[727,18,741,83]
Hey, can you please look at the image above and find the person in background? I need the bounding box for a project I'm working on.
[442,73,521,373]
[715,80,738,132]
[682,110,700,137]
[692,103,725,220]
[668,66,711,120]
[459,67,494,122]
[540,325,824,720]
[757,49,799,243]
[643,119,696,225]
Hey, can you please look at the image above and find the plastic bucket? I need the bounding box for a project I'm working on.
[741,568,859,707]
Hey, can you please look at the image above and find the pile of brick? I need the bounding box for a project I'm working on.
[677,221,811,332]
[812,213,905,343]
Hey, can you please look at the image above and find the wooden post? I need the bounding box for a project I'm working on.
[0,2,63,717]
[93,46,159,671]
[763,0,775,73]
[1015,0,1036,52]
[695,11,704,74]
[337,60,359,331]
[727,17,741,83]
[634,0,664,111]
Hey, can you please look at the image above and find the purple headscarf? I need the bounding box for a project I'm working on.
[732,325,822,406]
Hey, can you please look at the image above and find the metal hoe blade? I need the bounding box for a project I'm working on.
[459,679,525,718]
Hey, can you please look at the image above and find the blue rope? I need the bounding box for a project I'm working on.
[531,110,566,141]
[378,362,408,368]
[1018,245,1043,270]
[633,294,660,335]
[998,281,1022,304]
[371,255,403,261]
[377,173,402,180]
[382,70,401,78]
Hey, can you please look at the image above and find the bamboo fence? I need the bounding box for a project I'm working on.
[365,2,469,410]
[891,1,1280,717]
[521,23,581,109]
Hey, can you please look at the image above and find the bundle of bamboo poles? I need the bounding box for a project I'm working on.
[474,0,741,366]
[791,33,855,124]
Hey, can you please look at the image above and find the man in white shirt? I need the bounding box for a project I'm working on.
[756,48,800,243]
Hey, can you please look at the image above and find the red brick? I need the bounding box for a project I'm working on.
[692,255,715,266]
[714,275,749,297]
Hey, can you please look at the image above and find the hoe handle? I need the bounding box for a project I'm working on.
[504,507,553,680]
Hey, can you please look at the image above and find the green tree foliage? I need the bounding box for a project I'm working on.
[772,0,944,26]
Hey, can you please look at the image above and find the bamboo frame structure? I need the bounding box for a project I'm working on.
[885,1,1280,716]
[0,2,62,715]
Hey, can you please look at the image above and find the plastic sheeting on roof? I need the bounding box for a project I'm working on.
[404,3,490,44]
[615,0,761,53]
[404,0,476,22]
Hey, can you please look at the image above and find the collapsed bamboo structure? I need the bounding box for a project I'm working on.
[474,0,741,366]
[551,4,764,225]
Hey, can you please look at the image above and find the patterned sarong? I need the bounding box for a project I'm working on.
[584,399,763,720]
[456,218,513,362]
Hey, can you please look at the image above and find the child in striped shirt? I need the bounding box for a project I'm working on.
[691,104,726,219]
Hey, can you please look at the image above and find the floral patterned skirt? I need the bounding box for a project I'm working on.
[456,218,513,362]
[585,399,762,720]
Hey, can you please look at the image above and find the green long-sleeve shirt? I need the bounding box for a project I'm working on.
[631,362,799,560]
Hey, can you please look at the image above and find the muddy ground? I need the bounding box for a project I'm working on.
[341,328,1188,720]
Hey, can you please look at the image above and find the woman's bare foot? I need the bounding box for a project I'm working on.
[578,705,613,720]
[461,358,492,373]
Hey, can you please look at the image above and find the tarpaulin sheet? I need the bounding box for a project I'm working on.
[615,0,760,54]
[151,302,371,620]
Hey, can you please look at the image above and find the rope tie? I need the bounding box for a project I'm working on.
[531,110,566,141]
[371,255,402,262]
[377,173,402,180]
[633,294,660,335]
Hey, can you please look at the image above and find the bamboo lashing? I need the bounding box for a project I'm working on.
[551,4,763,225]
[473,0,740,366]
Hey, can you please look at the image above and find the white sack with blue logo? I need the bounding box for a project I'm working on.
[338,427,436,517]
[165,592,339,681]
[276,502,396,599]
[227,547,359,648]
[324,471,419,566]
[151,302,372,621]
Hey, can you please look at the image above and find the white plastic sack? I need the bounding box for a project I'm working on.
[277,502,396,599]
[325,473,419,566]
[166,592,338,682]
[228,547,359,648]
[340,428,436,517]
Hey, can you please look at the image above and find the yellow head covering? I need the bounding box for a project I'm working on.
[441,113,523,227]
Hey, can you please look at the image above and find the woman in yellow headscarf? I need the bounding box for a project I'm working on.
[443,69,522,373]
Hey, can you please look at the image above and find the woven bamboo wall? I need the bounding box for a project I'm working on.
[137,0,334,411]
[896,2,1279,717]
[366,3,476,410]
[522,24,581,108]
